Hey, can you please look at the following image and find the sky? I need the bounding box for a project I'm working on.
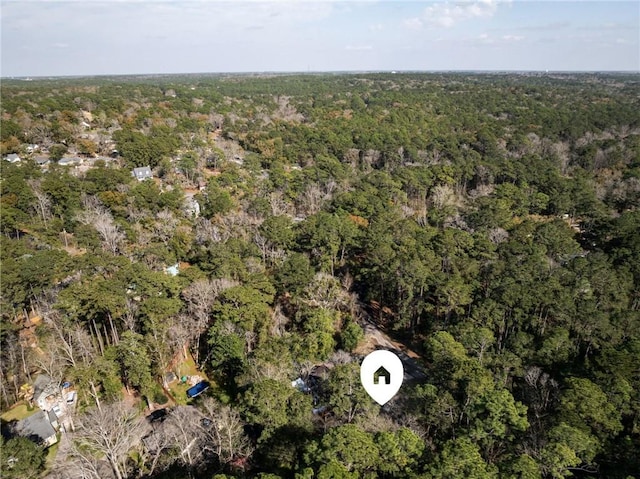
[1,0,639,77]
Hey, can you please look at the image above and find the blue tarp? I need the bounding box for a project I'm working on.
[186,381,210,398]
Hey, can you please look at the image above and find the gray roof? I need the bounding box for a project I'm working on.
[133,166,152,179]
[4,153,21,162]
[58,157,81,165]
[32,374,54,400]
[15,411,57,445]
[48,409,58,423]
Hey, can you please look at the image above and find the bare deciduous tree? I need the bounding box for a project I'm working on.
[299,183,325,215]
[72,402,146,479]
[301,272,351,311]
[49,445,105,479]
[94,214,125,254]
[163,406,205,468]
[122,298,139,333]
[194,218,222,245]
[76,196,125,254]
[34,347,67,392]
[27,179,52,227]
[41,308,96,369]
[153,209,179,244]
[139,424,174,477]
[181,278,237,363]
[269,191,293,216]
[200,398,252,465]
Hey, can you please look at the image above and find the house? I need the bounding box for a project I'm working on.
[373,366,391,385]
[35,156,49,166]
[4,153,21,163]
[132,166,153,181]
[58,157,82,166]
[26,144,39,153]
[32,374,58,411]
[14,411,58,447]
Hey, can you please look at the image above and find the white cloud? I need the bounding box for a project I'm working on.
[407,0,501,29]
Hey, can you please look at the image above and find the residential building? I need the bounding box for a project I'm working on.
[132,166,153,181]
[14,411,58,447]
[4,153,21,163]
[32,374,58,411]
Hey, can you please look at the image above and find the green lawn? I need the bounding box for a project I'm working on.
[1,402,38,422]
[174,354,201,378]
[43,436,60,474]
[167,354,213,405]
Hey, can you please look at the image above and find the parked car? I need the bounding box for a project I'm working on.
[147,408,168,423]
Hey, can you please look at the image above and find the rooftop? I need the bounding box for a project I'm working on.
[15,411,57,446]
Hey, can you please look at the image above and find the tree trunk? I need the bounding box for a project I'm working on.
[108,456,123,479]
[92,319,105,355]
[108,313,120,345]
[90,380,102,412]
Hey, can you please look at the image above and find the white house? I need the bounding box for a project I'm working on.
[132,166,153,181]
[4,153,21,163]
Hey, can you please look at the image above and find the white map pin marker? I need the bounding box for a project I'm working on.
[360,350,404,405]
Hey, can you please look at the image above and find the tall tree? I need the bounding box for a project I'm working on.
[72,402,145,479]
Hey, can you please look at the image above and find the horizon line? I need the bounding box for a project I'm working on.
[3,69,640,81]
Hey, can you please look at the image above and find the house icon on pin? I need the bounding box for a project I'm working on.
[373,366,391,385]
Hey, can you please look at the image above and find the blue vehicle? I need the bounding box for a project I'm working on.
[186,381,210,399]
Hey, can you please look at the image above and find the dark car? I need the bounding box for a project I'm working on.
[147,408,168,423]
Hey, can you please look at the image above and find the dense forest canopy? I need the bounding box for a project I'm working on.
[1,72,639,479]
